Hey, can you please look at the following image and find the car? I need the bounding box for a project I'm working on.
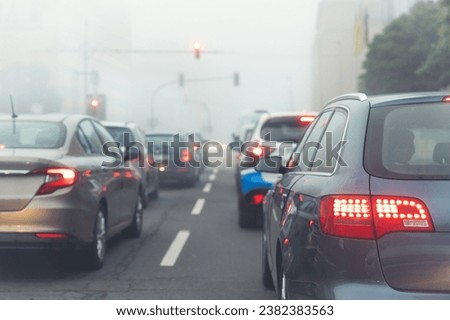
[103,121,160,204]
[259,92,450,299]
[232,110,269,187]
[237,112,316,228]
[146,132,202,186]
[0,114,144,270]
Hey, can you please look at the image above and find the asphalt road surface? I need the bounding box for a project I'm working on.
[0,166,277,300]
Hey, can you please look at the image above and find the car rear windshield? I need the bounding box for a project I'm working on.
[106,126,135,147]
[260,116,308,142]
[0,120,65,149]
[365,102,450,179]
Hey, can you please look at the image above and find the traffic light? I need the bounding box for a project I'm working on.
[89,97,101,109]
[193,41,201,59]
[86,94,106,120]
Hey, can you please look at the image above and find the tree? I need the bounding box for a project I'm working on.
[418,0,450,89]
[359,2,441,94]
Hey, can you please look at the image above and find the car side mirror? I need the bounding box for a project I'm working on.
[255,156,286,174]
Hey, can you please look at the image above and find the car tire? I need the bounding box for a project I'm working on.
[262,233,275,290]
[83,206,107,270]
[238,198,257,228]
[126,192,144,238]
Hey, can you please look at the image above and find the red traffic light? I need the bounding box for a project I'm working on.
[193,41,201,59]
[89,98,101,109]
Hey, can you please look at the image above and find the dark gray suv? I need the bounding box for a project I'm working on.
[259,92,450,299]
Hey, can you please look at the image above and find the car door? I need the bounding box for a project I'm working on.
[78,120,126,232]
[93,121,139,230]
[281,108,348,283]
[267,110,333,271]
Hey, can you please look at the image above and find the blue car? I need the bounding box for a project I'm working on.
[237,112,316,228]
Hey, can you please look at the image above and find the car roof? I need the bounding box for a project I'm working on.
[102,121,139,128]
[325,92,450,108]
[0,113,98,128]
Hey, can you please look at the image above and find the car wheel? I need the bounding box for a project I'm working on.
[262,233,275,290]
[238,197,257,228]
[84,207,107,270]
[126,192,144,238]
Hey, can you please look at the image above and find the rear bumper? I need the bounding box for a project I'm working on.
[0,232,84,251]
[0,203,96,247]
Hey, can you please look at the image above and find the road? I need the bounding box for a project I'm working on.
[0,166,277,300]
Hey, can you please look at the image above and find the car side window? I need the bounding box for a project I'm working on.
[92,121,116,145]
[288,110,333,172]
[310,108,347,173]
[79,120,103,154]
[77,127,93,154]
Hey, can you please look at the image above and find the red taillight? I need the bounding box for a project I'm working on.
[298,115,316,124]
[442,96,450,102]
[32,167,79,195]
[319,195,434,240]
[35,233,68,239]
[320,195,375,239]
[373,196,433,237]
[251,194,265,205]
[180,149,191,162]
[247,143,272,160]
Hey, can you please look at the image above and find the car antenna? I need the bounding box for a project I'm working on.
[9,94,18,134]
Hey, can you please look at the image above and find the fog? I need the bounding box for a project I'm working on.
[0,0,319,141]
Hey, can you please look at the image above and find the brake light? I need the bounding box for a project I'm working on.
[320,196,374,239]
[35,233,68,239]
[319,195,434,240]
[247,143,272,160]
[250,194,265,205]
[180,149,191,162]
[298,115,316,124]
[373,196,433,237]
[32,167,79,195]
[442,96,450,102]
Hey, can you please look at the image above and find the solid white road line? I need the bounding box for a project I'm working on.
[203,183,212,193]
[191,198,205,215]
[208,174,216,181]
[160,230,190,267]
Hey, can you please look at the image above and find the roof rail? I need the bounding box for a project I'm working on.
[326,93,368,106]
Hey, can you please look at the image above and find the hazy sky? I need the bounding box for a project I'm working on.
[128,0,320,140]
[0,0,320,141]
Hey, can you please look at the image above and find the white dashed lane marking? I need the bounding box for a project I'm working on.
[203,183,212,193]
[160,230,190,267]
[191,198,205,215]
